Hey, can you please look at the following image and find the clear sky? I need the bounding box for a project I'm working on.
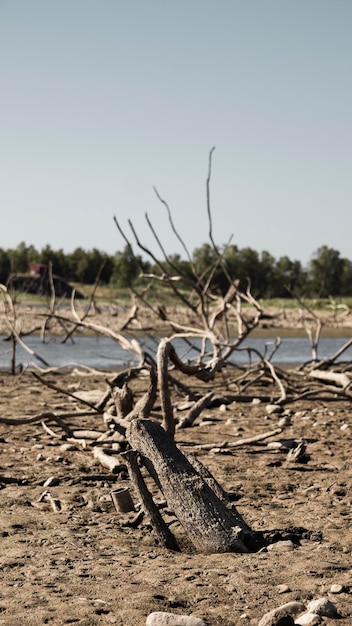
[1,0,351,267]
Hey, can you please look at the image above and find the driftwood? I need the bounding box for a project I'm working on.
[127,418,261,553]
[112,383,134,419]
[93,447,126,474]
[191,427,283,451]
[308,369,350,389]
[123,449,180,551]
[177,391,215,429]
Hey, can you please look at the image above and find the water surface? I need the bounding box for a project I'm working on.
[1,334,351,371]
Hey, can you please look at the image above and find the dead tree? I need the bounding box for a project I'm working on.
[126,417,261,553]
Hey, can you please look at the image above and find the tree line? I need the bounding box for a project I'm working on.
[0,241,351,298]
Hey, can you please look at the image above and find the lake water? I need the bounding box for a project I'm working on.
[0,334,351,371]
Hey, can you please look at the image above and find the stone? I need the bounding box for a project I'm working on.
[267,540,295,552]
[60,443,78,451]
[330,583,344,593]
[258,608,294,626]
[259,602,306,626]
[278,416,292,428]
[294,613,321,625]
[306,597,338,617]
[279,602,305,614]
[266,404,284,414]
[276,584,291,594]
[146,612,206,626]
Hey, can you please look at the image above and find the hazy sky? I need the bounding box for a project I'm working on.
[1,0,351,267]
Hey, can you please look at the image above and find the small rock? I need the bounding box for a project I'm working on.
[330,583,344,594]
[259,602,305,626]
[278,602,306,615]
[252,398,261,404]
[294,613,321,625]
[267,540,295,552]
[146,612,206,626]
[278,416,292,428]
[276,584,291,594]
[306,597,338,618]
[60,443,78,452]
[258,608,294,626]
[239,613,250,620]
[266,404,284,415]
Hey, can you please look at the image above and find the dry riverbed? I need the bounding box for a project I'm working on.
[1,367,352,625]
[0,302,351,624]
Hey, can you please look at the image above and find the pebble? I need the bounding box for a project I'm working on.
[306,597,338,618]
[258,602,306,626]
[330,583,344,594]
[266,404,284,414]
[60,443,78,452]
[252,398,261,404]
[267,540,295,552]
[278,602,306,615]
[294,613,321,625]
[278,416,292,428]
[258,608,294,626]
[146,612,206,626]
[276,584,291,594]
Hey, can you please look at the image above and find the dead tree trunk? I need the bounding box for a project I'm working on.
[127,418,261,553]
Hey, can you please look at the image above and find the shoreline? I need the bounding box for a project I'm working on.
[1,302,351,340]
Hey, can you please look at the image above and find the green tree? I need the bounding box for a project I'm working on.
[238,247,262,295]
[0,248,11,284]
[111,246,143,287]
[192,243,225,292]
[160,253,194,283]
[340,258,352,296]
[38,246,70,278]
[308,246,344,297]
[259,251,276,298]
[273,256,305,297]
[9,242,38,273]
[66,247,87,282]
[223,245,241,279]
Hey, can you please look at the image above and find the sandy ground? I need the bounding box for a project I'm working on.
[1,300,352,338]
[1,363,351,626]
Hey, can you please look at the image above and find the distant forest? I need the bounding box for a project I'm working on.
[1,241,351,298]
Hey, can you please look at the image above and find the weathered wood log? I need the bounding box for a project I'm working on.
[191,427,283,451]
[93,447,126,474]
[112,382,134,418]
[122,449,180,551]
[177,392,215,429]
[127,418,261,553]
[308,369,350,388]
